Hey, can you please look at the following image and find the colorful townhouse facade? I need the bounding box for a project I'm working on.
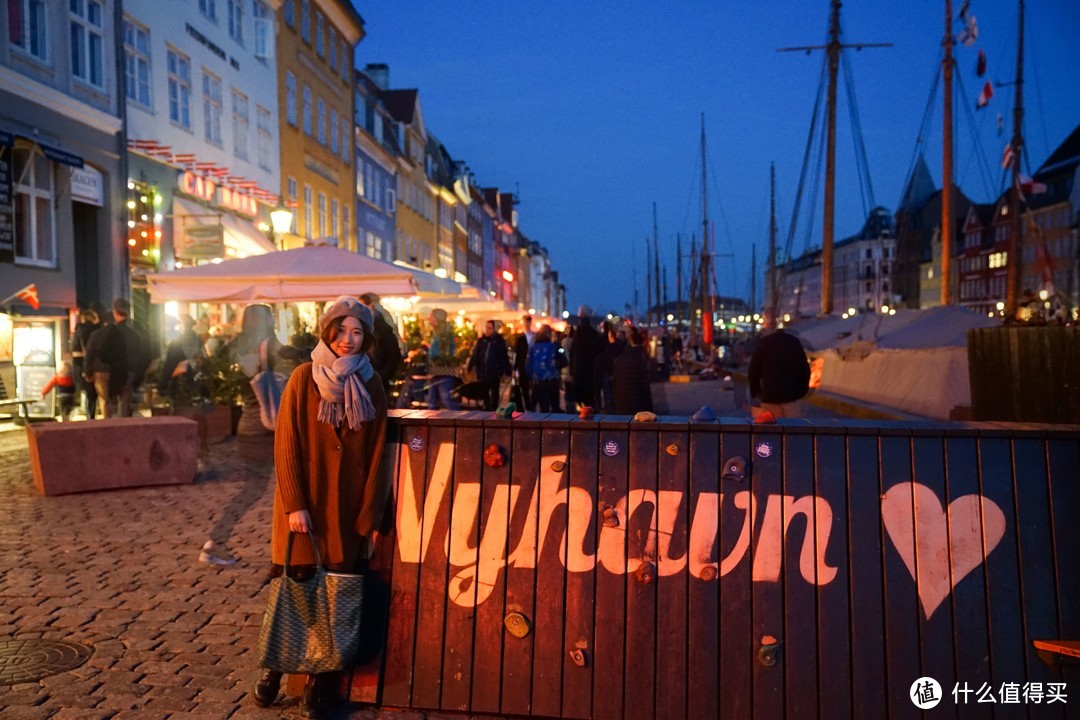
[354,64,397,261]
[275,0,361,250]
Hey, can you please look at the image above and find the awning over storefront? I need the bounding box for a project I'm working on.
[393,262,461,296]
[0,129,84,167]
[146,244,419,303]
[172,197,276,259]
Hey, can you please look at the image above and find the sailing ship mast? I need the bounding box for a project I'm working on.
[700,113,713,344]
[767,162,778,325]
[653,202,661,326]
[941,0,955,305]
[1005,0,1025,316]
[779,0,890,316]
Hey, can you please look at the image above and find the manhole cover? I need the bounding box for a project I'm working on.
[0,639,92,685]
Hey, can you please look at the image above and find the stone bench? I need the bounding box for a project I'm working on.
[26,417,199,496]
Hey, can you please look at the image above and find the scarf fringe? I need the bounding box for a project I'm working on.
[317,373,376,430]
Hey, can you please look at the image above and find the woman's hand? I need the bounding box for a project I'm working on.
[288,510,312,534]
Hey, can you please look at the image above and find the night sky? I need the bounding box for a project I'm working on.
[354,0,1080,315]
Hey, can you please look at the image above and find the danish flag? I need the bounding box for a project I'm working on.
[15,284,40,310]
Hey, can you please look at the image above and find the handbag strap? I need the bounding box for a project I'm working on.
[257,338,269,373]
[284,529,323,571]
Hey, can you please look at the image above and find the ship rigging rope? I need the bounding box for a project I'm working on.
[898,59,940,209]
[841,52,877,215]
[953,70,997,201]
[782,56,828,275]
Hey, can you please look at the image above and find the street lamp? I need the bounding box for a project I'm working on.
[270,201,294,250]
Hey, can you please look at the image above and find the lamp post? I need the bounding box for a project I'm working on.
[270,202,294,251]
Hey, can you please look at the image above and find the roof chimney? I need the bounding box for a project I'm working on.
[365,63,389,90]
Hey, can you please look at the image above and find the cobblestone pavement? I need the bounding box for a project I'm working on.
[0,429,485,720]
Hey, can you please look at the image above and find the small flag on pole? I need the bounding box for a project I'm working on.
[1019,174,1048,195]
[977,49,987,77]
[976,81,994,109]
[15,284,40,310]
[1001,143,1014,169]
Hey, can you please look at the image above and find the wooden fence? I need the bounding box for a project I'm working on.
[347,410,1080,719]
[968,326,1080,423]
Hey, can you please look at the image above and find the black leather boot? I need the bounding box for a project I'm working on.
[250,668,282,707]
[298,674,324,720]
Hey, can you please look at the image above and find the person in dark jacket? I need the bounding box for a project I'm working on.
[158,314,204,402]
[467,320,511,410]
[510,316,533,411]
[525,325,562,413]
[569,305,603,411]
[84,308,127,418]
[747,328,810,418]
[611,328,653,415]
[595,320,626,411]
[70,307,101,418]
[113,298,151,416]
[360,293,403,394]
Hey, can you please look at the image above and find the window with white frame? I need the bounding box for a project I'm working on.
[303,185,313,240]
[287,177,297,200]
[318,192,326,239]
[70,0,105,87]
[329,107,338,154]
[285,71,297,126]
[199,0,217,22]
[328,27,337,72]
[203,71,223,145]
[315,12,324,57]
[232,89,249,160]
[355,158,365,197]
[316,98,326,146]
[123,19,151,107]
[227,0,243,42]
[12,144,56,267]
[342,206,349,250]
[341,118,350,164]
[302,85,312,135]
[330,198,339,243]
[300,0,310,42]
[10,0,49,61]
[167,48,192,129]
[253,0,270,58]
[257,105,272,170]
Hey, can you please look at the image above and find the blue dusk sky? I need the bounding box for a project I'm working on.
[354,1,1080,315]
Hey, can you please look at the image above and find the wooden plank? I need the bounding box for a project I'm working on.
[561,421,598,720]
[847,434,887,717]
[411,424,456,709]
[715,426,749,720]
[470,424,514,714]
[942,436,992,720]
[531,426,570,718]
[686,425,720,719]
[500,422,542,716]
[814,432,851,720]
[624,427,658,720]
[654,427,689,720]
[1046,437,1080,690]
[1011,436,1064,716]
[381,423,430,706]
[592,425,629,720]
[440,424,484,712]
[782,432,818,720]
[910,436,958,720]
[976,437,1026,720]
[879,433,921,720]
[349,421,402,702]
[751,429,784,720]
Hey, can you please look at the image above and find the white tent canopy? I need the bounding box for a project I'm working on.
[147,245,419,303]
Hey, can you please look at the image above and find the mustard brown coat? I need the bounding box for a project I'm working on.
[271,362,389,569]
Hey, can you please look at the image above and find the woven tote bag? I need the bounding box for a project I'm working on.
[256,530,364,674]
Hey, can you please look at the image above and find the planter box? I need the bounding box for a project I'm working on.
[152,403,234,445]
[26,416,198,496]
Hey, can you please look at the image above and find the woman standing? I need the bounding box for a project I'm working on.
[525,325,563,413]
[251,296,389,719]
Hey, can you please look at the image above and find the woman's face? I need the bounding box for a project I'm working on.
[330,316,365,357]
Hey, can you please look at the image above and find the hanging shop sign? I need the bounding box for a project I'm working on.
[176,221,225,260]
[71,165,104,207]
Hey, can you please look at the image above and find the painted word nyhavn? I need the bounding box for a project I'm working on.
[395,444,838,608]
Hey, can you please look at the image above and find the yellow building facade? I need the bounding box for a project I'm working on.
[275,0,363,250]
[384,90,436,271]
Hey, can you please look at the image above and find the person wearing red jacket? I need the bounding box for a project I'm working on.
[42,361,76,421]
